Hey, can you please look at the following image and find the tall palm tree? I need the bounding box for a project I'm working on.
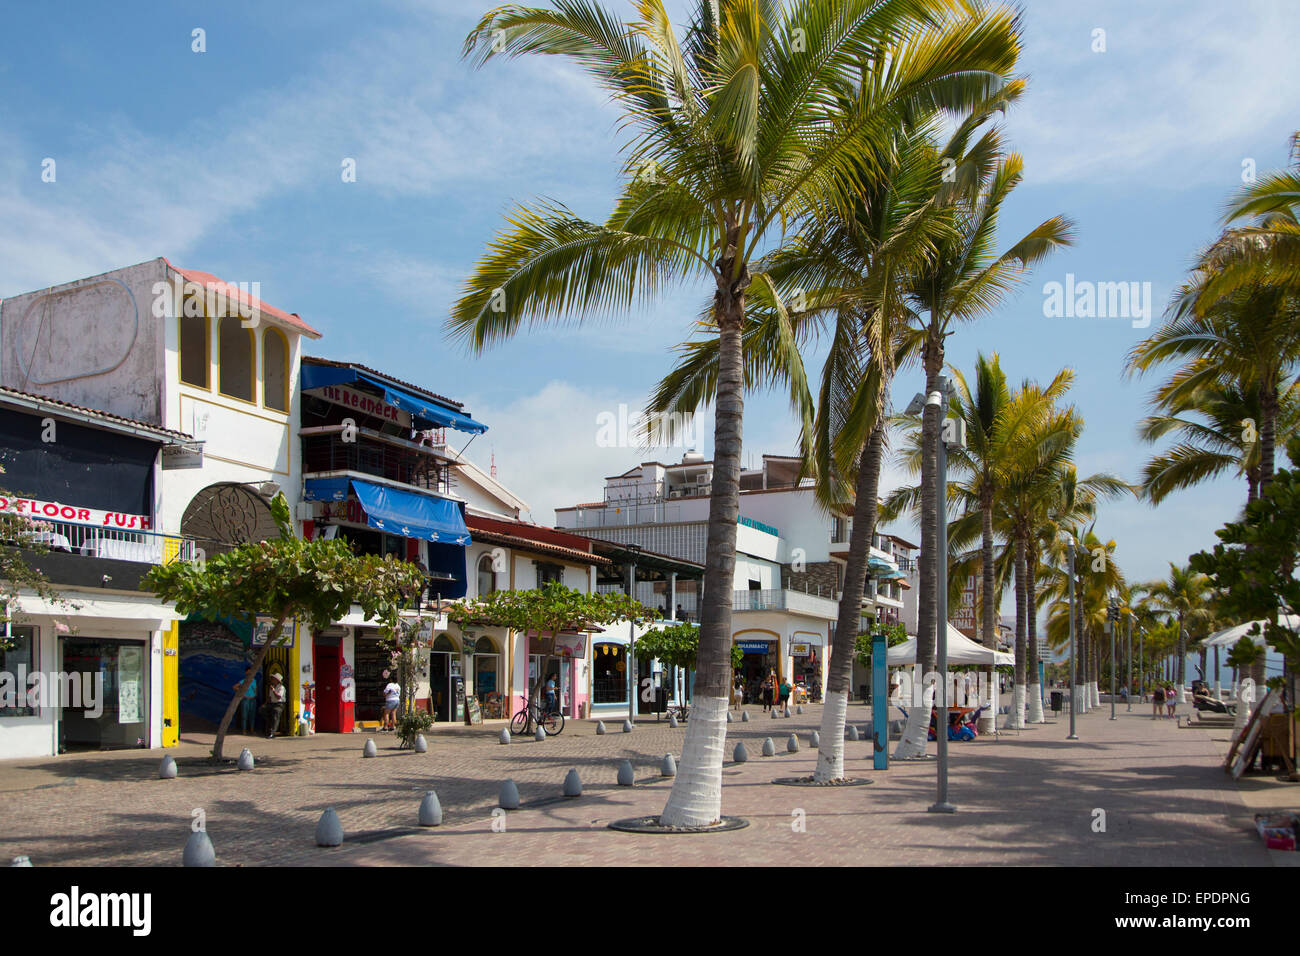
[449,0,1025,827]
[898,137,1074,756]
[1144,563,1213,703]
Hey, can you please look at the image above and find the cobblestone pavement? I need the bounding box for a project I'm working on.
[0,702,1279,866]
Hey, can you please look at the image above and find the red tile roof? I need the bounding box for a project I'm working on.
[164,260,321,338]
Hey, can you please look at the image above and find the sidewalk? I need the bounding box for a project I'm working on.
[0,704,1282,866]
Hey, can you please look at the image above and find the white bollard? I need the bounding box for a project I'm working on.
[159,755,178,779]
[616,759,635,786]
[563,769,582,797]
[414,734,428,753]
[661,754,677,777]
[499,779,521,810]
[418,791,443,826]
[761,737,776,757]
[733,742,749,763]
[363,738,377,758]
[499,729,511,744]
[787,734,799,753]
[315,808,344,847]
[183,831,216,866]
[237,748,255,771]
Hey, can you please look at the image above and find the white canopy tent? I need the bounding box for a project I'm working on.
[886,623,1016,666]
[1202,614,1300,649]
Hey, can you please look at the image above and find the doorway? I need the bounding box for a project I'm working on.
[315,643,340,733]
[430,652,451,722]
[58,637,150,752]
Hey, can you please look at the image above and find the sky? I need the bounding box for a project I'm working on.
[1,0,1298,596]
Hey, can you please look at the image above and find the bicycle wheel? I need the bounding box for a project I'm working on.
[510,706,531,736]
[541,710,565,736]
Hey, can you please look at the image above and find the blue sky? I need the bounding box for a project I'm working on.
[1,0,1298,593]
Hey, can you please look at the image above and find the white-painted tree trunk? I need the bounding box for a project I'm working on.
[1006,684,1026,729]
[1232,684,1255,738]
[1026,682,1045,723]
[1177,683,1187,704]
[1074,683,1087,713]
[1090,681,1101,708]
[659,695,728,827]
[893,681,934,759]
[813,689,849,782]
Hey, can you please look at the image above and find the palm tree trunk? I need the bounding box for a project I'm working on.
[895,329,944,758]
[979,494,996,733]
[1008,534,1027,729]
[1076,597,1089,713]
[1259,378,1278,491]
[815,418,885,782]
[1176,613,1187,703]
[660,268,746,827]
[1025,547,1044,722]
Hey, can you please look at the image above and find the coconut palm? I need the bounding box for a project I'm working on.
[450,0,1025,826]
[1143,563,1213,703]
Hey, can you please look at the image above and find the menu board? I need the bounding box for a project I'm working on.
[464,694,482,725]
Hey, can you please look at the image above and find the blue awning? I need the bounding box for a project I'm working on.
[300,363,488,435]
[303,478,471,545]
[867,557,895,574]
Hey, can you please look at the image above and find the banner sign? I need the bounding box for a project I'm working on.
[554,633,587,659]
[308,383,412,427]
[0,495,152,530]
[791,642,812,657]
[737,640,770,654]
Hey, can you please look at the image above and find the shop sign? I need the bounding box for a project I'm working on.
[309,384,412,428]
[161,443,204,470]
[0,495,152,530]
[791,642,812,657]
[737,640,770,654]
[253,616,296,648]
[553,633,587,660]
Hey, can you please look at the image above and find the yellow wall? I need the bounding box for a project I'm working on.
[162,622,180,747]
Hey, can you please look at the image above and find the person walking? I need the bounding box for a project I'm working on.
[544,672,558,716]
[731,676,745,710]
[264,673,286,738]
[1165,683,1177,719]
[383,673,402,731]
[760,671,775,712]
[778,676,792,713]
[234,667,258,735]
[1152,684,1165,719]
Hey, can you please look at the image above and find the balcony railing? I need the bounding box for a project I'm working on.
[302,434,453,495]
[21,518,197,564]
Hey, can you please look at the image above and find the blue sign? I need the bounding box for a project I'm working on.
[737,640,770,654]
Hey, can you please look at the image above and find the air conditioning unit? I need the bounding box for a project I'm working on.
[696,474,710,484]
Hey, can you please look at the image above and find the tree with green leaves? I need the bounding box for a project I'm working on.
[144,494,427,762]
[449,0,1027,826]
[1143,563,1213,704]
[0,465,76,650]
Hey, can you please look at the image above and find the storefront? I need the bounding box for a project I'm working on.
[591,642,627,707]
[469,636,504,719]
[791,637,822,698]
[428,633,462,723]
[352,627,392,725]
[735,634,779,703]
[58,637,151,751]
[524,631,587,718]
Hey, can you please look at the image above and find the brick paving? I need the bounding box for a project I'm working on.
[0,702,1281,866]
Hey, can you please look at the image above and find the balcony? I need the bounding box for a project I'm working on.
[23,518,198,564]
[734,588,839,619]
[302,432,453,495]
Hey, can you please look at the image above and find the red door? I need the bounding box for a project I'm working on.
[315,645,340,733]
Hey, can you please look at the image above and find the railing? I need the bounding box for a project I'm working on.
[302,434,453,495]
[23,518,197,564]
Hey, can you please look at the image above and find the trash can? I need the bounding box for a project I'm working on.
[1050,690,1064,713]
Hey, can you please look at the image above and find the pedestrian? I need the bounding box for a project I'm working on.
[760,671,775,711]
[731,676,744,710]
[676,604,686,622]
[1152,684,1164,719]
[264,672,286,738]
[234,666,258,735]
[544,672,558,716]
[778,676,791,711]
[383,673,402,731]
[1165,684,1177,718]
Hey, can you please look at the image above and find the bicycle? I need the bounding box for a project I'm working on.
[509,697,565,736]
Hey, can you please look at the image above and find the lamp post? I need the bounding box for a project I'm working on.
[1108,598,1119,720]
[1067,537,1079,740]
[1126,613,1133,712]
[1138,626,1144,702]
[926,379,961,814]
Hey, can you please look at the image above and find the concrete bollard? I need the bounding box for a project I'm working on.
[534,726,546,742]
[733,742,749,763]
[668,714,678,728]
[726,711,733,723]
[183,830,216,867]
[846,725,859,741]
[237,748,255,771]
[563,769,582,797]
[762,737,776,757]
[159,755,178,779]
[499,779,521,810]
[622,719,634,733]
[418,791,443,827]
[741,711,750,722]
[783,706,791,718]
[771,708,778,719]
[499,729,511,745]
[787,734,799,753]
[810,731,820,748]
[661,754,677,777]
[616,759,635,786]
[596,721,606,735]
[10,856,32,867]
[796,704,803,715]
[363,738,377,758]
[315,808,344,847]
[414,734,428,753]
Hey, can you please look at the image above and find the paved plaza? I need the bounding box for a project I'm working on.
[0,701,1290,866]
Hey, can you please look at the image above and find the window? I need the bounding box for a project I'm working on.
[262,328,289,412]
[179,312,209,387]
[0,626,38,716]
[218,316,255,402]
[536,561,563,587]
[592,643,627,703]
[477,554,497,597]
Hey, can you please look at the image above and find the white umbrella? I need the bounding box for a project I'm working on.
[1202,615,1298,649]
[886,624,1016,666]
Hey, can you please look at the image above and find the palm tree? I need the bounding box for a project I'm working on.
[449,0,1025,826]
[898,137,1074,756]
[1144,563,1213,703]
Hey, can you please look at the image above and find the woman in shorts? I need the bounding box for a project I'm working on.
[1152,684,1165,719]
[1165,684,1177,718]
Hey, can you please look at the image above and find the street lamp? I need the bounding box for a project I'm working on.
[926,378,963,815]
[1107,598,1119,720]
[1066,536,1079,741]
[1126,612,1133,712]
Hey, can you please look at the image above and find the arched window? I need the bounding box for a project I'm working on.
[218,316,255,402]
[262,328,289,412]
[179,305,209,388]
[474,637,496,654]
[432,635,455,653]
[477,553,497,597]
